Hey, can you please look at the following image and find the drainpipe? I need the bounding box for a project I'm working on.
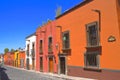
[92,9,101,68]
[56,26,62,75]
[92,9,101,31]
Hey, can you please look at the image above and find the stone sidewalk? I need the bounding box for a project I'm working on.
[6,65,96,80]
[42,73,96,80]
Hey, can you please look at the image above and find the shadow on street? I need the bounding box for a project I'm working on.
[0,66,10,80]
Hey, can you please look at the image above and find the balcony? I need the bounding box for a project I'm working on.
[31,49,35,57]
[85,45,102,53]
[48,45,53,54]
[26,50,29,56]
[39,48,43,55]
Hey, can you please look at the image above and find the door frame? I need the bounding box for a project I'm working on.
[48,56,54,73]
[40,57,43,72]
[32,58,35,70]
[26,58,29,70]
[58,55,67,75]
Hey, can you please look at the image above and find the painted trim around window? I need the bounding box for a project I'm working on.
[62,30,70,49]
[84,52,100,70]
[86,21,100,47]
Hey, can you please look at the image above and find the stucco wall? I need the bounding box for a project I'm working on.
[25,34,36,66]
[36,21,58,73]
[56,0,120,70]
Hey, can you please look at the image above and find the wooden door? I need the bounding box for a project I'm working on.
[49,57,53,72]
[60,57,66,74]
[32,58,35,70]
[26,58,29,70]
[40,57,43,72]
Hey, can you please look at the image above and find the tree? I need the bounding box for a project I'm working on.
[10,49,15,53]
[4,48,9,54]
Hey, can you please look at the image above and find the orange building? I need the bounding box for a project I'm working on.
[19,50,25,68]
[56,0,120,80]
[4,52,14,66]
[14,50,25,68]
[3,53,8,65]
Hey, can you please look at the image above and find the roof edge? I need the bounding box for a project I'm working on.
[26,32,36,39]
[56,0,93,19]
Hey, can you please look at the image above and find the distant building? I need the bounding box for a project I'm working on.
[25,33,36,70]
[0,54,4,63]
[14,50,19,67]
[4,52,14,66]
[19,50,26,68]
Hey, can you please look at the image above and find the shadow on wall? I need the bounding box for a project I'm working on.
[0,66,10,80]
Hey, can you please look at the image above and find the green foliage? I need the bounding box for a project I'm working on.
[10,49,15,53]
[4,48,9,54]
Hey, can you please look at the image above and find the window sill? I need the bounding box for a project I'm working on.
[84,66,101,72]
[62,48,71,51]
[39,52,43,55]
[86,45,101,48]
[61,48,71,55]
[85,46,102,53]
[48,51,53,54]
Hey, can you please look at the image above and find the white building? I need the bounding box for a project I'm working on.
[0,54,4,65]
[25,33,36,70]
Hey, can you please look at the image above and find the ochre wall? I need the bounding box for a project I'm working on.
[14,51,20,67]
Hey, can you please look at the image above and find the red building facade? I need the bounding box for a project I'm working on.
[36,20,58,73]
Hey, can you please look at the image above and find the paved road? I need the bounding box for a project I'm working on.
[0,65,69,80]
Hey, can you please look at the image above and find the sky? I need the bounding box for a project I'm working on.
[0,0,83,53]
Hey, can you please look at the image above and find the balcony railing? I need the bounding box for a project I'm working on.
[26,50,29,56]
[31,49,35,57]
[48,44,53,53]
[39,48,43,54]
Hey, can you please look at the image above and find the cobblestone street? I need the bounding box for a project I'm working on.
[0,65,69,80]
[0,65,94,80]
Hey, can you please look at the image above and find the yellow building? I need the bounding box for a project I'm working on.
[14,51,20,67]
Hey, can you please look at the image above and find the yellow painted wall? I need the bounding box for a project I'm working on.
[14,51,20,67]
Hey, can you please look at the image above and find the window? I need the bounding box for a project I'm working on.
[27,44,29,56]
[32,43,35,50]
[32,42,35,57]
[48,37,52,52]
[62,31,70,49]
[39,40,43,54]
[84,52,99,68]
[86,22,99,47]
[40,57,43,72]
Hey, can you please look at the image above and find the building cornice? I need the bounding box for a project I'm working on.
[26,32,36,39]
[56,0,93,19]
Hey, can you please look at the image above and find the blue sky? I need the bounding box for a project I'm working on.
[0,0,83,53]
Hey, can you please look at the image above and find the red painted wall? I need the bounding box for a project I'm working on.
[36,20,58,73]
